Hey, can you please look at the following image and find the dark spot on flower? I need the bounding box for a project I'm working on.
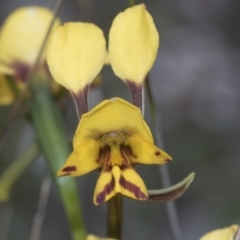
[155,151,161,156]
[62,166,77,172]
[96,176,115,205]
[119,175,148,200]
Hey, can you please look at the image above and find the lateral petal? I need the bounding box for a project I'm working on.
[58,138,100,177]
[108,4,159,84]
[46,22,107,94]
[128,133,172,164]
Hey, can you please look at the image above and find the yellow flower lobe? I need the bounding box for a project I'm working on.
[108,4,159,84]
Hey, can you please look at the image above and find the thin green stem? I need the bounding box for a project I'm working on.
[30,75,86,240]
[107,194,123,239]
[145,77,182,240]
[0,142,39,201]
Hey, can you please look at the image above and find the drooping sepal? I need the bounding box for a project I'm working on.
[148,172,195,202]
[93,165,148,205]
[93,169,116,205]
[115,166,148,201]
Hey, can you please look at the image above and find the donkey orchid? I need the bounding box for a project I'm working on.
[46,4,194,205]
[57,98,171,205]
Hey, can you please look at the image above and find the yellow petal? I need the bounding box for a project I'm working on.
[93,169,116,205]
[0,75,15,105]
[93,166,148,205]
[108,4,159,84]
[58,138,100,177]
[86,234,117,240]
[127,133,172,164]
[74,98,153,146]
[200,225,239,240]
[0,7,60,66]
[46,22,107,94]
[114,166,148,202]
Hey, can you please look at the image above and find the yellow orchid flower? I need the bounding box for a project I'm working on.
[0,7,60,79]
[58,98,172,205]
[45,4,194,205]
[200,225,239,240]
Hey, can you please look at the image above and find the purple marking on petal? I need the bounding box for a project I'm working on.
[120,144,137,163]
[96,176,115,205]
[62,166,77,172]
[96,145,111,168]
[12,61,30,82]
[119,175,147,200]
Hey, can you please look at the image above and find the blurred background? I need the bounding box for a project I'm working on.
[0,0,240,239]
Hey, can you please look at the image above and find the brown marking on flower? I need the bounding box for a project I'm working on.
[95,176,115,205]
[165,159,172,163]
[62,166,77,172]
[12,61,30,82]
[119,175,148,200]
[96,144,111,166]
[120,144,137,160]
[120,146,129,166]
[126,80,143,111]
[155,151,161,156]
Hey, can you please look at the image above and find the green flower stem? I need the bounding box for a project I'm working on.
[0,142,39,201]
[107,194,122,239]
[30,75,86,240]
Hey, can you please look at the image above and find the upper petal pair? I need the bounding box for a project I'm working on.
[46,4,159,94]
